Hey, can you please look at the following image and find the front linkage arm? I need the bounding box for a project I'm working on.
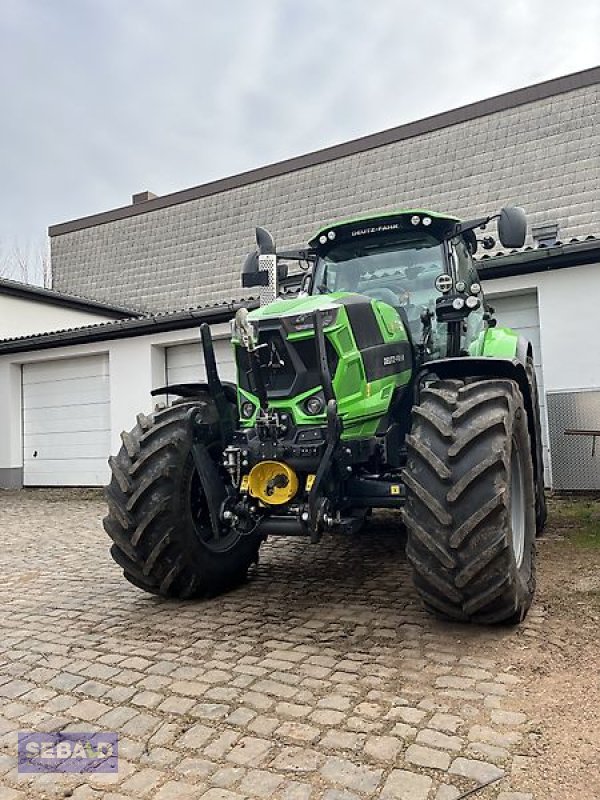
[306,309,343,541]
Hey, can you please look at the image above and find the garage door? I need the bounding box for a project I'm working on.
[23,354,110,486]
[166,337,236,385]
[490,291,549,483]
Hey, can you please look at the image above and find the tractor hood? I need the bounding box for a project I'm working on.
[247,292,353,323]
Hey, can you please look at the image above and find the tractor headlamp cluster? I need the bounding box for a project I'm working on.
[283,307,339,333]
[435,277,482,310]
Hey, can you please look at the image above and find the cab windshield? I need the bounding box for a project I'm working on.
[312,231,446,336]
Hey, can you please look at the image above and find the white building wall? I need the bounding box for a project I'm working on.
[108,338,167,456]
[483,261,600,393]
[0,294,114,339]
[484,260,600,488]
[0,361,25,487]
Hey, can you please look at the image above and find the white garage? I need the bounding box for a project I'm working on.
[166,336,236,384]
[22,354,111,486]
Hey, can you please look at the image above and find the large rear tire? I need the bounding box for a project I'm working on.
[403,378,536,624]
[104,398,261,599]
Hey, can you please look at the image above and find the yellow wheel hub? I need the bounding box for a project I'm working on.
[247,461,299,505]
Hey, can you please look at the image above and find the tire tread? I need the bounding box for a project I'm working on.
[403,378,536,624]
[104,398,260,599]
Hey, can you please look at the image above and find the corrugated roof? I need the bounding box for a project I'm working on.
[0,296,259,352]
[477,234,600,261]
[0,276,142,317]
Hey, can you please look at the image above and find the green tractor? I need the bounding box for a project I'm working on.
[104,207,546,624]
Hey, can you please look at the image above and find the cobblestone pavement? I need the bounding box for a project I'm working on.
[0,490,541,800]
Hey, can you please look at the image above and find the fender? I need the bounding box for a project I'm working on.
[471,325,530,364]
[480,327,545,493]
[417,353,544,492]
[151,381,238,405]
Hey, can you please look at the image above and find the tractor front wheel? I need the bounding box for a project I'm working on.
[403,378,536,624]
[104,398,261,599]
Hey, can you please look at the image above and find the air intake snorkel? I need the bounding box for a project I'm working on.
[241,226,290,307]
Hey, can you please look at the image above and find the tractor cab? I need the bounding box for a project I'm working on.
[239,206,527,386]
[309,211,456,351]
[308,209,488,359]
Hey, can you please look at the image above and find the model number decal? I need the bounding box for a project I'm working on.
[383,353,405,366]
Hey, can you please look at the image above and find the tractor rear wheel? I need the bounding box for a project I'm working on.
[403,378,536,624]
[104,397,261,598]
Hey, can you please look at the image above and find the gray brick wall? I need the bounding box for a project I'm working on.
[51,83,600,313]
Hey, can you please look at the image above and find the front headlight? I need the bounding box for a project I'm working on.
[305,394,325,415]
[283,307,339,333]
[240,401,255,419]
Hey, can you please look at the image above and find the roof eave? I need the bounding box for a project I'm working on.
[0,300,258,355]
[478,238,600,279]
[0,279,140,317]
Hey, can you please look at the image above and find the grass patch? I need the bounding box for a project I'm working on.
[549,496,600,549]
[572,528,600,549]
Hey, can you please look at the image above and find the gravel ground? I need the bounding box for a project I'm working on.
[0,489,597,800]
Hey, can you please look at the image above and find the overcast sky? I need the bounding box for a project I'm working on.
[1,0,599,275]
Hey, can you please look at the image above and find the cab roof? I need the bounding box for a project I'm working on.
[309,209,460,247]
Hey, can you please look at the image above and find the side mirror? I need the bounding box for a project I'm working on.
[277,262,289,281]
[497,207,527,249]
